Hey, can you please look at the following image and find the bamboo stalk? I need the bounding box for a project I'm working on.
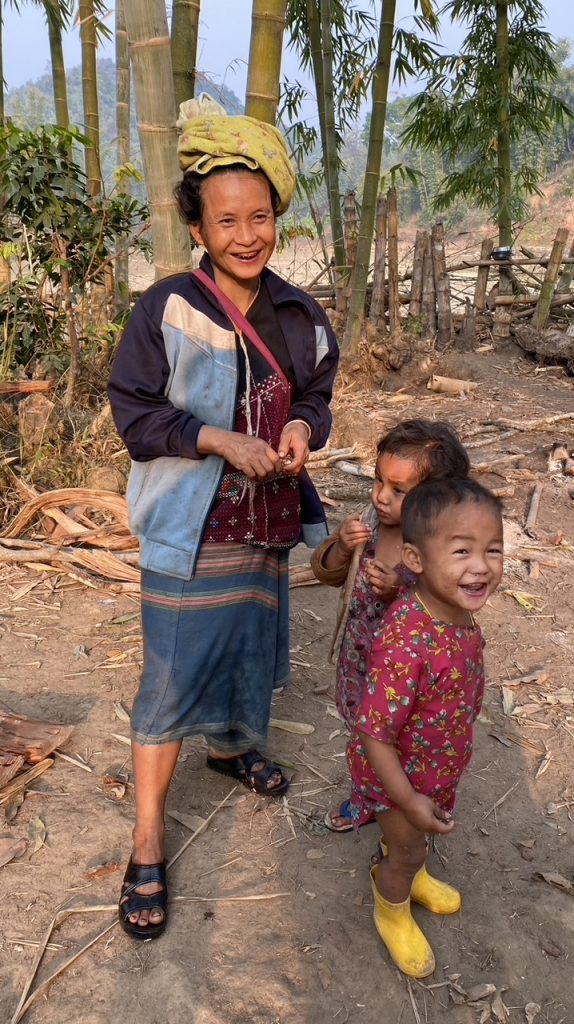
[245,0,287,124]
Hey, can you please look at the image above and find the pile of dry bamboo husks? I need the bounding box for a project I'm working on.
[0,472,139,592]
[0,710,73,864]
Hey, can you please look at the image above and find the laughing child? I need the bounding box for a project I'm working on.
[349,477,504,977]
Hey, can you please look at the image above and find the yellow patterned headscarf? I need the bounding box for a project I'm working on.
[176,95,296,215]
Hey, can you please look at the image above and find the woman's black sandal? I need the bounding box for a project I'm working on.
[118,858,168,940]
[206,749,289,797]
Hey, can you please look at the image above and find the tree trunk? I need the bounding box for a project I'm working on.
[343,0,396,352]
[123,0,192,280]
[79,0,102,196]
[318,0,346,304]
[115,0,130,311]
[45,0,70,128]
[245,0,286,125]
[171,0,201,113]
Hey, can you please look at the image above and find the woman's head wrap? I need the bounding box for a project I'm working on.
[176,95,296,215]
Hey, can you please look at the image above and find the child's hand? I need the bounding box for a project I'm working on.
[403,793,455,835]
[338,516,372,556]
[366,560,401,599]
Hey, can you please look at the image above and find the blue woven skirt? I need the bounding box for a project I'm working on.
[131,543,290,751]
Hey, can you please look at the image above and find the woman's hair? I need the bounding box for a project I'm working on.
[174,165,281,225]
[401,478,503,548]
[377,419,470,480]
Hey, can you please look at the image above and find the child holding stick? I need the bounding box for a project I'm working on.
[349,478,504,977]
[311,420,470,832]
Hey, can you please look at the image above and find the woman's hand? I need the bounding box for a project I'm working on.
[366,560,401,600]
[197,426,282,481]
[403,793,455,835]
[278,421,310,475]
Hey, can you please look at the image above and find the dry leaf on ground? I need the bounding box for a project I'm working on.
[0,836,27,868]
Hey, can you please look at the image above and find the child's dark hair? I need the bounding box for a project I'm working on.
[377,419,470,480]
[174,165,281,225]
[402,478,502,548]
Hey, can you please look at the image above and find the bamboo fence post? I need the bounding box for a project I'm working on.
[387,187,399,332]
[369,194,387,329]
[343,190,358,313]
[431,221,452,347]
[533,228,569,331]
[421,233,436,338]
[556,236,574,293]
[473,238,494,311]
[409,229,426,320]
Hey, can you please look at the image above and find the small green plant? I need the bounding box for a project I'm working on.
[0,123,150,402]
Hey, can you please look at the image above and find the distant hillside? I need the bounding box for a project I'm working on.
[5,59,243,191]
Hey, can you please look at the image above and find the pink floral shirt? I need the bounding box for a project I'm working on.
[348,590,485,820]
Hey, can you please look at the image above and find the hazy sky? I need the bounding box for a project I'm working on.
[3,0,572,102]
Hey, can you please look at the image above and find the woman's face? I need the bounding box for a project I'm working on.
[190,171,277,291]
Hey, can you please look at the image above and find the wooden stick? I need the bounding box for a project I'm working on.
[167,786,237,870]
[421,232,436,337]
[369,194,387,328]
[525,483,544,537]
[533,227,569,330]
[387,187,400,332]
[172,892,291,903]
[482,781,519,819]
[473,239,494,310]
[9,907,117,1024]
[0,759,54,805]
[10,790,237,1023]
[431,221,452,347]
[409,229,427,319]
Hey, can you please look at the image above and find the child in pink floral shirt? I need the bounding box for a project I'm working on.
[350,478,503,978]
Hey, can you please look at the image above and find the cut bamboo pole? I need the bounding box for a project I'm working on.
[431,221,452,347]
[409,229,427,319]
[369,194,387,328]
[421,233,436,337]
[387,187,399,332]
[473,238,494,310]
[533,228,569,330]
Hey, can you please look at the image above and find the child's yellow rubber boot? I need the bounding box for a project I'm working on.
[369,867,435,978]
[411,863,461,915]
[377,838,461,915]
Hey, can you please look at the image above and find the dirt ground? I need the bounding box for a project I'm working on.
[2,343,574,1024]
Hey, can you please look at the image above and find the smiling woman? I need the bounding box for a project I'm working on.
[108,98,339,942]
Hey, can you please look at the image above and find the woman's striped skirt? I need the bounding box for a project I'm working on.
[131,543,290,753]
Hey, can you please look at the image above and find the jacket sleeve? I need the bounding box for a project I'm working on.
[288,305,339,451]
[310,534,350,587]
[108,297,206,462]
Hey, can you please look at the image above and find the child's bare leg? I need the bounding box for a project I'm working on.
[372,808,426,902]
[368,808,434,977]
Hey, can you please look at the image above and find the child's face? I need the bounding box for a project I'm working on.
[371,454,422,527]
[404,501,504,624]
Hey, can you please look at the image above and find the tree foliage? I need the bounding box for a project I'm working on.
[401,0,574,229]
[0,122,149,375]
